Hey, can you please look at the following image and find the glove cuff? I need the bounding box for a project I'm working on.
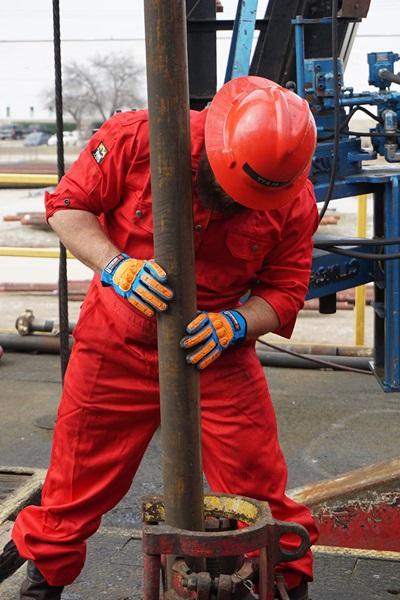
[222,309,247,343]
[100,253,129,286]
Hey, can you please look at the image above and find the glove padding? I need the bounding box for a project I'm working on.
[101,253,173,318]
[180,309,247,370]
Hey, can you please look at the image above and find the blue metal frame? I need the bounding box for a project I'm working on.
[226,6,400,391]
[309,174,400,391]
[293,16,306,97]
[291,15,400,391]
[383,176,400,390]
[224,0,258,82]
[308,248,374,300]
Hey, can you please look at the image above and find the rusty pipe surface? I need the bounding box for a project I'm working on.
[143,0,204,538]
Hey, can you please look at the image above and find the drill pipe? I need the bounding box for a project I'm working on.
[143,0,204,554]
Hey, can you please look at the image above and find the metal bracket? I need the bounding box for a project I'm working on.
[142,493,311,600]
[339,0,371,19]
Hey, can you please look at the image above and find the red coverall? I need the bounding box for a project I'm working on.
[12,109,319,588]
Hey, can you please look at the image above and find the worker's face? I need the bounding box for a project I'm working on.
[197,148,245,214]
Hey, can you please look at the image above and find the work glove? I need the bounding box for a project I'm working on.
[101,253,173,318]
[180,310,247,370]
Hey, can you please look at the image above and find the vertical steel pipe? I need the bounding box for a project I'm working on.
[143,0,204,537]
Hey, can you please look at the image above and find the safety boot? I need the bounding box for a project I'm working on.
[275,574,309,600]
[20,561,64,600]
[0,539,26,583]
[288,578,308,600]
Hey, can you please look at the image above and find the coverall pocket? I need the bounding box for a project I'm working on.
[127,188,153,233]
[202,231,273,295]
[225,230,273,261]
[72,296,98,341]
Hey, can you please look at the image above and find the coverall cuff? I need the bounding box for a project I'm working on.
[250,289,298,339]
[45,190,101,223]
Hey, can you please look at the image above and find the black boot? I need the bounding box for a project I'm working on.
[0,539,26,583]
[288,578,308,600]
[275,574,309,600]
[20,561,64,600]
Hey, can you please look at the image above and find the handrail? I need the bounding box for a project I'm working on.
[0,247,74,259]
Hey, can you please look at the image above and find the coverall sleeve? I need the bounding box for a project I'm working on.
[251,179,319,338]
[45,113,139,220]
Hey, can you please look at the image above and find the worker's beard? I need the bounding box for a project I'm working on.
[196,149,246,215]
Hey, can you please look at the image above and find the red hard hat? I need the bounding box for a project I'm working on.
[204,76,316,210]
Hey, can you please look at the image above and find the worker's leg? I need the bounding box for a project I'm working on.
[201,343,319,588]
[12,295,160,587]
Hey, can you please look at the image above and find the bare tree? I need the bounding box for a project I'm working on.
[42,52,145,130]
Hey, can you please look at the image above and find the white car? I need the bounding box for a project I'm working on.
[47,131,80,146]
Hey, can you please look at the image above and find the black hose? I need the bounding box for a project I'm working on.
[326,129,400,138]
[315,237,400,246]
[256,338,373,375]
[351,105,382,122]
[314,235,400,260]
[318,0,340,223]
[317,106,382,142]
[257,349,372,373]
[314,245,400,260]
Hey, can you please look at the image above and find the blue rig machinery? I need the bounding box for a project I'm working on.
[186,0,400,390]
[293,15,400,392]
[205,0,400,392]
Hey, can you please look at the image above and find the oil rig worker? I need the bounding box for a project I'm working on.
[1,76,319,600]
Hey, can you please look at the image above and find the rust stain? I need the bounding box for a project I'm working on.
[291,458,400,506]
[142,494,266,526]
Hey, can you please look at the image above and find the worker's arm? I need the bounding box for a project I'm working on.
[45,114,146,273]
[49,208,173,318]
[250,180,319,338]
[45,113,173,318]
[181,181,319,369]
[234,295,279,338]
[48,209,119,274]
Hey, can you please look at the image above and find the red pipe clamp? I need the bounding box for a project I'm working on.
[142,493,310,600]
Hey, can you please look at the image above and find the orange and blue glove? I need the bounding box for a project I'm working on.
[101,253,173,318]
[180,310,247,370]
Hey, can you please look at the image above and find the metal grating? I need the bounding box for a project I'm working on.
[0,467,45,525]
[0,471,32,503]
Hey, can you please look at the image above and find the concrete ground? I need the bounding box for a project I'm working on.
[0,350,399,599]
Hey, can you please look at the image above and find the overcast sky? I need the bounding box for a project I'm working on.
[0,0,399,120]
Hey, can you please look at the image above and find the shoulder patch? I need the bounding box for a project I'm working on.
[92,142,108,164]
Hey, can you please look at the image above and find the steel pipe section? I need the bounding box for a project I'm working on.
[0,334,72,354]
[143,0,204,544]
[0,334,373,375]
[257,350,372,371]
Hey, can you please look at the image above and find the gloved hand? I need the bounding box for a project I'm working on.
[180,310,247,370]
[101,253,173,318]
